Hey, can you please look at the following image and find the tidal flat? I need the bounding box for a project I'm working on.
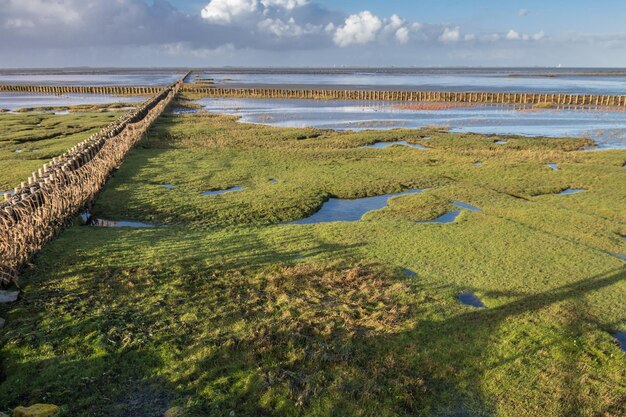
[0,109,625,417]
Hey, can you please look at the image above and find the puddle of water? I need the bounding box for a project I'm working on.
[452,201,481,212]
[162,184,175,189]
[547,164,559,170]
[361,140,429,150]
[402,269,418,278]
[0,290,20,303]
[88,218,158,228]
[202,186,245,196]
[614,332,626,352]
[290,189,423,224]
[559,188,586,195]
[495,140,507,145]
[418,211,461,224]
[269,179,278,183]
[81,211,158,228]
[457,292,486,308]
[473,162,483,166]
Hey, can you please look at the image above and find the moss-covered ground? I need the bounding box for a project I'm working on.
[1,110,625,416]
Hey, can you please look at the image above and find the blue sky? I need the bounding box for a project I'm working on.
[1,0,625,67]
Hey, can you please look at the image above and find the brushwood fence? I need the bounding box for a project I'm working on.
[2,84,625,107]
[182,87,626,107]
[0,74,188,285]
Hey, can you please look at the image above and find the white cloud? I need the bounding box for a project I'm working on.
[201,0,308,24]
[395,27,410,43]
[261,0,308,9]
[201,0,259,24]
[506,29,521,40]
[532,30,546,41]
[258,17,323,38]
[439,26,461,43]
[3,0,82,25]
[333,11,382,47]
[506,29,546,41]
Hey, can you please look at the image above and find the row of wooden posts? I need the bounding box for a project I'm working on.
[1,84,626,107]
[0,73,189,285]
[188,87,626,107]
[0,84,163,95]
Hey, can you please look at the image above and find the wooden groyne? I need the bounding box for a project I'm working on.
[2,83,625,107]
[183,87,626,107]
[0,84,163,96]
[0,73,189,285]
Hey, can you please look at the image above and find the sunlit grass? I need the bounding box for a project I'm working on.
[0,111,625,416]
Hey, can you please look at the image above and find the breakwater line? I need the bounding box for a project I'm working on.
[184,87,626,107]
[0,84,163,96]
[2,84,626,107]
[0,73,189,285]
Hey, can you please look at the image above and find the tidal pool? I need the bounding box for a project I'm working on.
[81,212,158,228]
[202,186,245,196]
[457,292,487,308]
[88,219,158,228]
[452,201,481,212]
[418,211,462,224]
[290,189,423,224]
[362,140,428,150]
[614,332,626,352]
[194,98,626,149]
[558,188,586,195]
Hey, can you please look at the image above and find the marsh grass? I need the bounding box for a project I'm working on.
[0,112,119,189]
[0,111,625,416]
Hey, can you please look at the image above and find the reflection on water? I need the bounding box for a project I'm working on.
[202,186,245,196]
[558,188,586,195]
[290,189,423,224]
[0,92,144,111]
[547,164,559,170]
[196,98,626,149]
[457,292,487,308]
[362,140,428,150]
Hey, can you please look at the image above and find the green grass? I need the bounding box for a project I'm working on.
[0,111,625,416]
[0,112,120,190]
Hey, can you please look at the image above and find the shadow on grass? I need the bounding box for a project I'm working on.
[2,238,624,417]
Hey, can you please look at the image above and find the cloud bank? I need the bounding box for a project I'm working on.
[0,0,623,67]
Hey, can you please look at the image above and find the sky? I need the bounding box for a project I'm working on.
[1,0,626,68]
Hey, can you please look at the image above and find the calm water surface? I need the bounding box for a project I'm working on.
[0,92,144,111]
[193,98,626,149]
